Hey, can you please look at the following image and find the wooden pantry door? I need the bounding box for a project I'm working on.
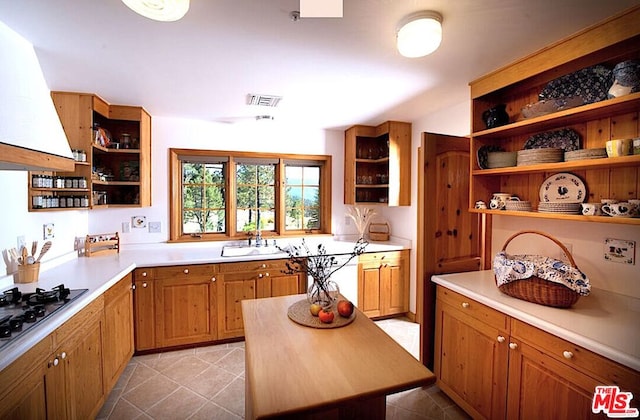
[417,132,485,368]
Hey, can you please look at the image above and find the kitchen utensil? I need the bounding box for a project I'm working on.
[36,241,52,262]
[31,241,38,258]
[21,247,27,265]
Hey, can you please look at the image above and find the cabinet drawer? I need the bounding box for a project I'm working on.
[134,268,155,280]
[359,251,403,264]
[511,319,639,395]
[154,264,217,279]
[53,295,104,348]
[219,259,287,274]
[436,286,509,332]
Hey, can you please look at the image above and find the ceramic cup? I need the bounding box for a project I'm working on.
[581,202,602,216]
[490,193,511,210]
[628,199,640,216]
[605,139,632,157]
[602,202,633,217]
[475,200,487,209]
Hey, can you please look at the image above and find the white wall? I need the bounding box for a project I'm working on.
[87,116,358,242]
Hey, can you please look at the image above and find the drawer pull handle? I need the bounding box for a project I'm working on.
[211,277,216,282]
[261,264,267,268]
[142,272,147,277]
[60,352,67,360]
[183,269,189,274]
[265,272,270,277]
[142,282,148,288]
[497,336,505,343]
[509,342,518,350]
[461,302,470,308]
[49,358,59,368]
[258,273,263,278]
[563,351,574,359]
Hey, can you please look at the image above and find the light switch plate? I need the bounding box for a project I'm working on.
[604,238,635,265]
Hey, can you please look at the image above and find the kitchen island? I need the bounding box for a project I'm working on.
[242,294,435,419]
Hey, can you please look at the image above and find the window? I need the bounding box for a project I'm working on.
[170,149,331,241]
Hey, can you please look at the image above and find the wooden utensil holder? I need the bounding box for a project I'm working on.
[16,263,40,283]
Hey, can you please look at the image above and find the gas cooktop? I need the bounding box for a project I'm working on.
[0,284,88,351]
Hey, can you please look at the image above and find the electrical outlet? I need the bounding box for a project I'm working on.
[149,221,161,233]
[604,238,636,265]
[122,221,130,233]
[17,235,26,251]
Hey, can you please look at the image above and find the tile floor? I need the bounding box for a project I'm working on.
[97,317,470,420]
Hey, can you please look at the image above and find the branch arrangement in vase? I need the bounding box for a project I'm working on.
[346,206,376,239]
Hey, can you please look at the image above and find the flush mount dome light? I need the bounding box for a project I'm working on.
[122,0,189,22]
[396,11,443,58]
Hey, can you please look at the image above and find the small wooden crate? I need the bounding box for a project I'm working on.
[368,222,390,241]
[85,233,120,257]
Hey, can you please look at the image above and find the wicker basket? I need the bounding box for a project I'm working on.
[368,222,390,241]
[495,230,582,308]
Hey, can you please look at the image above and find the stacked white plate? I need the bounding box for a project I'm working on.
[486,151,517,168]
[505,200,532,211]
[537,202,582,214]
[564,148,607,161]
[517,148,564,166]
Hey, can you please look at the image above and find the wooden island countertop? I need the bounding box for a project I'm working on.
[242,294,435,419]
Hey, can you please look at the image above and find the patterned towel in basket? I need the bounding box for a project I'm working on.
[493,252,591,296]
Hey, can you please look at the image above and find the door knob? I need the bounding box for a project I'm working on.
[509,342,518,350]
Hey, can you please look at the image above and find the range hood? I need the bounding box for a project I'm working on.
[0,20,74,172]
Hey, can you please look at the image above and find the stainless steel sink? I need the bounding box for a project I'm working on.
[221,245,286,257]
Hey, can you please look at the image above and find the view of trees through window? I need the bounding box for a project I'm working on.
[181,162,226,234]
[172,149,330,240]
[236,163,275,233]
[285,165,320,230]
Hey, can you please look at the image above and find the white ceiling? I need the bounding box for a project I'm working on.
[1,0,638,131]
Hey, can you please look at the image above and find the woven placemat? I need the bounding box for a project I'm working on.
[287,299,356,329]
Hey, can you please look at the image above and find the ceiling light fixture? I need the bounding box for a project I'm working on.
[396,11,443,58]
[121,0,189,22]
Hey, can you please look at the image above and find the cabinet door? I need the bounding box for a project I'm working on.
[0,365,47,420]
[507,338,600,420]
[258,273,302,298]
[133,269,156,351]
[380,255,408,315]
[155,273,217,348]
[434,300,509,420]
[358,263,382,317]
[63,319,105,420]
[218,277,256,339]
[103,273,134,392]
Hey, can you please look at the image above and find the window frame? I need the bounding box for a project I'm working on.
[169,148,332,242]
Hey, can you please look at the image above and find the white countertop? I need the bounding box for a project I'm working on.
[432,270,640,372]
[0,238,408,371]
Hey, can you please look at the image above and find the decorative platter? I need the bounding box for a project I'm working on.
[287,299,355,329]
[538,65,612,104]
[524,128,581,151]
[476,145,504,169]
[539,173,586,203]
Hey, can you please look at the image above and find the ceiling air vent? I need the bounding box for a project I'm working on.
[247,94,282,107]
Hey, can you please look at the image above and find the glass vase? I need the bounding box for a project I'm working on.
[307,279,340,310]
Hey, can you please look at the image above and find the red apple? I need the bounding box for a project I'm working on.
[318,308,335,323]
[337,300,354,318]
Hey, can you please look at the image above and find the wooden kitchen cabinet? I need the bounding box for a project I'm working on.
[469,7,640,226]
[344,121,412,206]
[154,264,218,348]
[357,250,409,318]
[102,273,134,392]
[434,286,640,420]
[28,91,152,211]
[47,295,106,419]
[217,259,304,340]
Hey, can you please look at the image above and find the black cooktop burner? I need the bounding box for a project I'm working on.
[0,284,87,350]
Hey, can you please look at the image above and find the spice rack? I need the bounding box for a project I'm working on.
[27,92,151,212]
[85,233,120,257]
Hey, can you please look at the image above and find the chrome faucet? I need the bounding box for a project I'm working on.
[254,229,262,247]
